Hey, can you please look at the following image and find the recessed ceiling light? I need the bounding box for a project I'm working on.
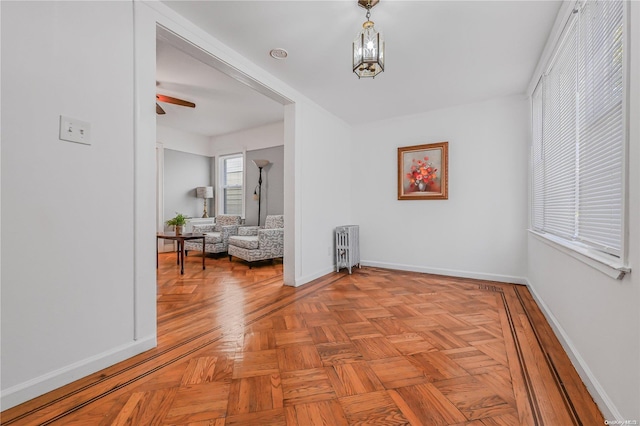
[269,48,288,60]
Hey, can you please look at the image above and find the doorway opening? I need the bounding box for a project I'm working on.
[153,23,295,306]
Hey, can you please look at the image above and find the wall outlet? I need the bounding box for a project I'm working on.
[59,115,91,145]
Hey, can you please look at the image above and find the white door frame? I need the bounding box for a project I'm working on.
[132,1,299,342]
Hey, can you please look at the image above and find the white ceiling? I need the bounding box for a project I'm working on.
[156,38,284,137]
[160,0,561,131]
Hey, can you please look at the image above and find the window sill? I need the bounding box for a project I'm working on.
[528,230,630,280]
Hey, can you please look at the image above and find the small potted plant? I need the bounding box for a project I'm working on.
[166,213,188,235]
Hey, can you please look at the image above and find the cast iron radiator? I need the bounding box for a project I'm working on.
[335,225,360,274]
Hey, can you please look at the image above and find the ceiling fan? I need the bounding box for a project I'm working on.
[155,94,196,115]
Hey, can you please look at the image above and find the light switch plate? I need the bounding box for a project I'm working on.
[59,115,91,145]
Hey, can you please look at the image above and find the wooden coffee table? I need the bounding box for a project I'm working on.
[156,232,206,275]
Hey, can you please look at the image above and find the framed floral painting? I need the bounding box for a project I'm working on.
[398,141,448,200]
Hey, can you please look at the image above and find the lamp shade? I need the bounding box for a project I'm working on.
[196,186,214,198]
[253,159,270,168]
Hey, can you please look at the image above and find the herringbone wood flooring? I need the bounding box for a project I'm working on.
[2,252,604,425]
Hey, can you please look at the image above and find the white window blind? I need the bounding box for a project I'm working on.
[219,154,244,216]
[542,18,578,240]
[532,0,625,257]
[576,0,624,255]
[531,84,544,231]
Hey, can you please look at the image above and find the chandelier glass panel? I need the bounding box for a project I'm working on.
[353,0,384,78]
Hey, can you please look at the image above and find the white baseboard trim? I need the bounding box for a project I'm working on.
[295,266,337,287]
[524,280,622,421]
[361,260,528,285]
[1,335,156,411]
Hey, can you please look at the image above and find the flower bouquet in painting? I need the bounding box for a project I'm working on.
[407,156,438,192]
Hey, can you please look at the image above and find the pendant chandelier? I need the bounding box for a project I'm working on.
[352,0,385,78]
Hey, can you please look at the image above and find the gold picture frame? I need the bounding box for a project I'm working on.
[398,141,448,200]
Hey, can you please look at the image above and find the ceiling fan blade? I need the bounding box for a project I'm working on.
[156,103,166,115]
[156,94,196,108]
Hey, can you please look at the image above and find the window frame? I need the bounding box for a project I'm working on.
[217,152,245,219]
[528,0,630,279]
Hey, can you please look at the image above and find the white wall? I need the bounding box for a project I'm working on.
[0,0,353,409]
[245,146,285,226]
[1,1,156,408]
[525,3,640,420]
[163,149,212,220]
[351,96,529,283]
[210,121,283,158]
[156,126,212,228]
[157,124,211,156]
[296,101,353,283]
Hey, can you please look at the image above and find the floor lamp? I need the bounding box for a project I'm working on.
[253,160,269,226]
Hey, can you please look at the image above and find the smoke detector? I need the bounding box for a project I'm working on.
[269,48,288,59]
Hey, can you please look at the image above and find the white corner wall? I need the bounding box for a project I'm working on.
[351,96,529,283]
[157,125,211,156]
[1,1,156,409]
[163,149,212,219]
[295,101,352,284]
[526,3,640,420]
[210,121,284,158]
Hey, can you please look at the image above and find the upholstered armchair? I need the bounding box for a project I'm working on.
[228,215,284,267]
[184,215,241,255]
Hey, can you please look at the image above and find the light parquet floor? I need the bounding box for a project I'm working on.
[2,252,604,425]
